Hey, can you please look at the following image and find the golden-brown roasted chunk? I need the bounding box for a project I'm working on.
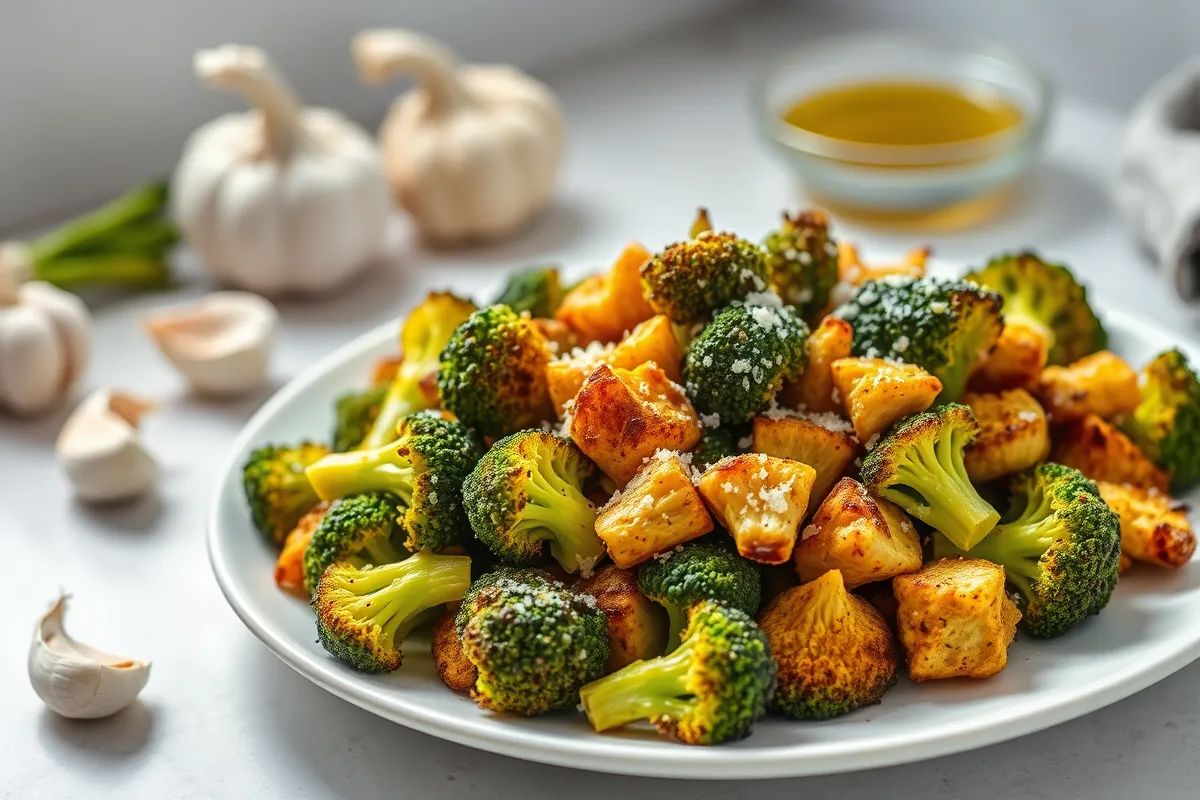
[555,242,657,344]
[837,242,929,286]
[369,354,402,387]
[274,503,328,598]
[1033,350,1141,422]
[752,415,858,514]
[1052,414,1169,492]
[961,389,1051,483]
[1096,481,1196,568]
[969,320,1051,392]
[431,605,477,694]
[779,317,854,413]
[575,565,669,671]
[594,451,713,568]
[793,477,922,588]
[569,362,703,485]
[533,318,579,357]
[893,557,1021,681]
[697,453,816,564]
[831,357,943,442]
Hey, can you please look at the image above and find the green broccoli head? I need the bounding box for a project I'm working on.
[579,600,777,745]
[305,411,482,552]
[363,292,476,449]
[436,304,555,438]
[637,542,762,648]
[683,302,809,424]
[965,252,1106,365]
[242,441,331,546]
[691,424,749,471]
[861,403,1000,551]
[463,429,603,574]
[491,265,564,318]
[314,551,472,673]
[834,276,1003,402]
[934,462,1121,638]
[455,567,610,715]
[1121,348,1200,491]
[332,385,387,452]
[763,210,840,323]
[302,493,410,594]
[640,209,771,324]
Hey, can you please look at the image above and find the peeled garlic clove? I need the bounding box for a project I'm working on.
[28,594,150,720]
[57,389,157,502]
[143,291,278,396]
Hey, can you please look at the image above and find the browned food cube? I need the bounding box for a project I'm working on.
[697,453,816,564]
[1033,350,1141,422]
[831,357,943,443]
[555,242,657,344]
[752,415,858,515]
[1096,481,1196,568]
[1052,414,1169,492]
[778,317,853,414]
[969,321,1050,392]
[961,389,1051,482]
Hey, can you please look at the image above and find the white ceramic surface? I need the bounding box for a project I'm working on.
[208,305,1200,780]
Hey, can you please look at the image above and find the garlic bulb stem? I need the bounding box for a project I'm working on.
[353,30,473,114]
[0,243,29,306]
[194,45,305,160]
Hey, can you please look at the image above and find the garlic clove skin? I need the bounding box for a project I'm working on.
[29,594,150,720]
[57,389,157,502]
[142,291,278,397]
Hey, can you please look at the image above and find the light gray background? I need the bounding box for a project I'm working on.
[3,2,1199,798]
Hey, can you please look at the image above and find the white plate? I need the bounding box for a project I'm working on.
[208,305,1200,779]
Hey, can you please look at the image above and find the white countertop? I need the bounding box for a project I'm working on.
[3,12,1198,799]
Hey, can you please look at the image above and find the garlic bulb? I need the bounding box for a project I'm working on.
[29,594,150,720]
[0,246,91,415]
[173,45,390,295]
[354,29,564,244]
[57,389,157,502]
[143,291,278,396]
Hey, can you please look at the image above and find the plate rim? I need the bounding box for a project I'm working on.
[207,303,1200,779]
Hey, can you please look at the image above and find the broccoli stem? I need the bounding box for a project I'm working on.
[889,432,998,551]
[305,445,416,503]
[518,454,603,573]
[579,641,696,732]
[360,536,408,568]
[362,375,429,450]
[663,603,688,652]
[343,554,472,647]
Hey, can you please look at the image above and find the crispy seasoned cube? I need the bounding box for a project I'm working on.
[752,415,858,514]
[1034,350,1141,422]
[533,318,578,357]
[838,242,929,286]
[779,317,854,413]
[274,503,328,598]
[1053,414,1169,492]
[793,477,922,587]
[594,451,713,568]
[575,565,668,671]
[431,605,477,694]
[370,354,402,387]
[969,321,1050,392]
[555,242,657,344]
[893,557,1021,681]
[569,362,703,485]
[831,357,943,442]
[697,453,816,564]
[961,389,1051,482]
[1096,481,1196,568]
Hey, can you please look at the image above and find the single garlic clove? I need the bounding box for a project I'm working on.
[57,389,157,502]
[142,291,278,397]
[28,594,150,720]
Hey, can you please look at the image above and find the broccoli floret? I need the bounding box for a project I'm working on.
[691,424,748,471]
[363,292,476,449]
[491,265,563,318]
[314,551,472,673]
[332,385,387,452]
[579,600,776,744]
[965,252,1106,365]
[640,209,770,324]
[463,429,604,574]
[861,403,1000,551]
[302,493,410,594]
[1121,349,1200,491]
[456,567,609,715]
[242,441,331,546]
[834,276,1003,402]
[637,542,762,648]
[683,302,809,424]
[934,463,1121,638]
[436,304,554,438]
[305,411,482,552]
[758,569,896,719]
[763,210,840,323]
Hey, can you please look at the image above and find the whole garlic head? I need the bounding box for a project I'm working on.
[354,29,564,244]
[57,389,157,502]
[143,291,278,396]
[29,594,150,720]
[173,45,391,295]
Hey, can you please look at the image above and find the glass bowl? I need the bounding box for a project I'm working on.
[753,32,1054,218]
